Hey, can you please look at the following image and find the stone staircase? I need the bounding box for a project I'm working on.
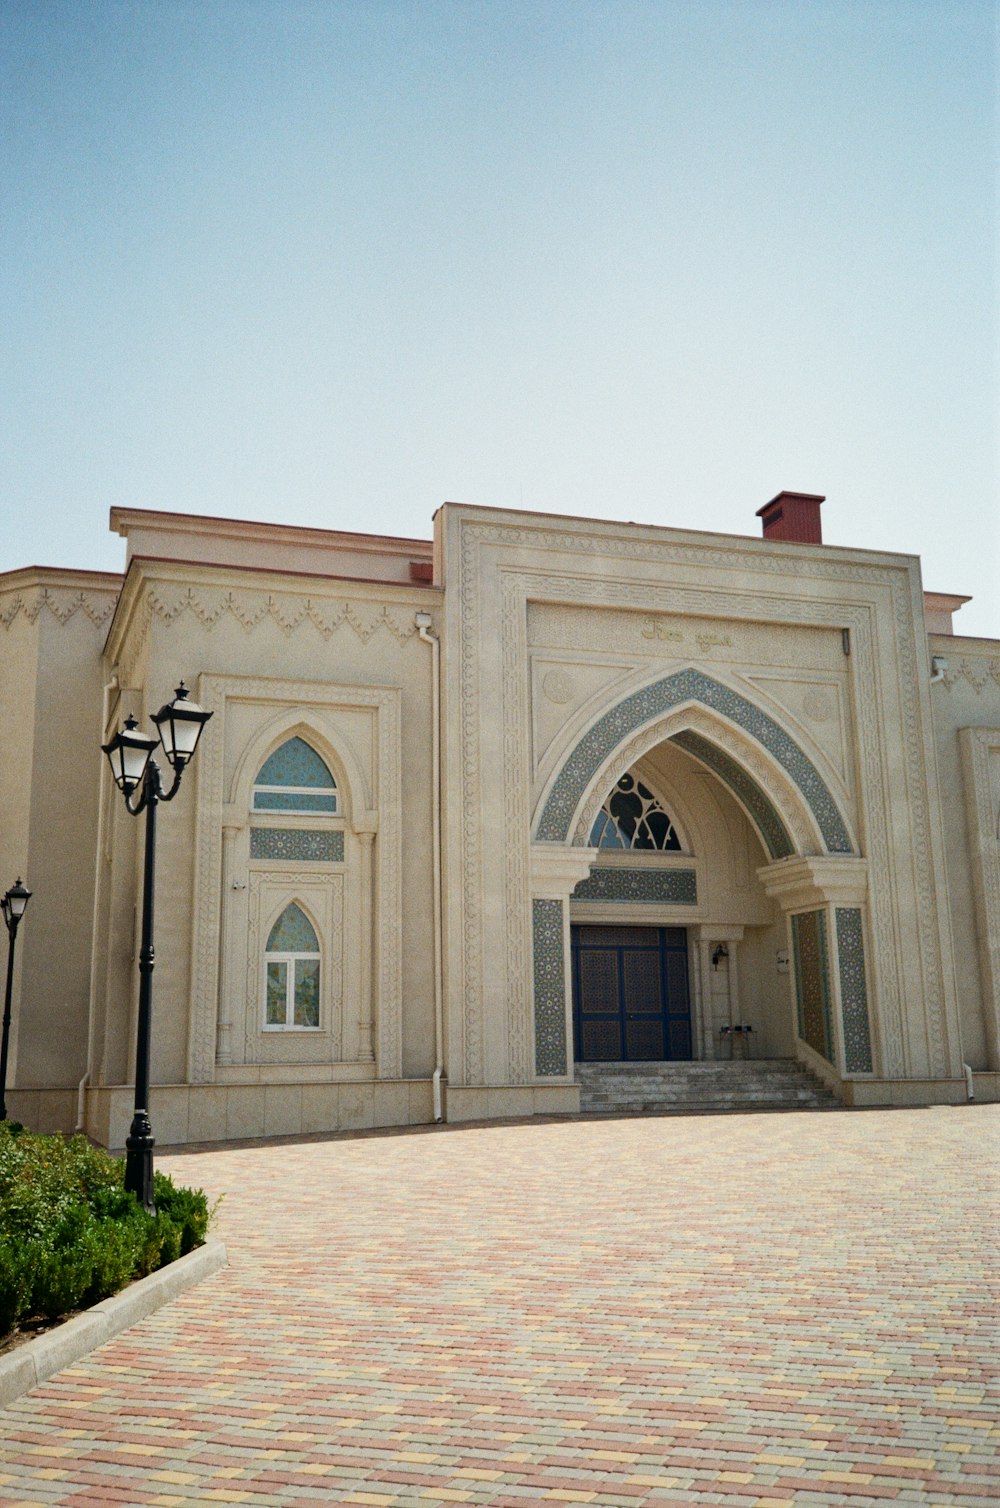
[576,1059,841,1115]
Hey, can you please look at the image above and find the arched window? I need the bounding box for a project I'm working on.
[253,737,337,814]
[264,903,321,1029]
[590,773,682,851]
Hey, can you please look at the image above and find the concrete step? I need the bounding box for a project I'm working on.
[575,1059,840,1114]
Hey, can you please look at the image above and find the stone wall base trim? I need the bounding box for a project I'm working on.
[212,1062,375,1085]
[841,1076,995,1107]
[444,1084,581,1122]
[5,1090,79,1136]
[75,1079,434,1149]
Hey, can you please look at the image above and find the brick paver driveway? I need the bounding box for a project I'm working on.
[1,1106,998,1507]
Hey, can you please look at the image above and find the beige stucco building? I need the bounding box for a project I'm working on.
[3,492,999,1146]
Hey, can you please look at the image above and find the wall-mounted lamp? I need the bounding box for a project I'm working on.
[712,943,729,970]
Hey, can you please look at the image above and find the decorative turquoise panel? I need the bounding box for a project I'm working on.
[836,907,873,1073]
[533,898,568,1076]
[671,730,793,859]
[256,737,336,789]
[536,668,851,853]
[254,737,337,812]
[250,829,344,863]
[253,790,337,812]
[792,910,833,1064]
[572,868,697,905]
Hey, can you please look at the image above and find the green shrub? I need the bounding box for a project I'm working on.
[0,1239,37,1335]
[32,1208,99,1319]
[0,1122,213,1341]
[153,1173,211,1255]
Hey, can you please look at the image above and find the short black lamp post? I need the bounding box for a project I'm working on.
[102,683,212,1212]
[0,878,32,1122]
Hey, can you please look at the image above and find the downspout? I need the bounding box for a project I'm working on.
[77,671,119,1132]
[964,1063,975,1101]
[415,612,444,1121]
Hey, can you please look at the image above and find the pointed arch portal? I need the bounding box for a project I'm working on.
[536,668,854,857]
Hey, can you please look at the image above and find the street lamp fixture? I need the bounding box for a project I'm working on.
[1,877,32,1122]
[102,683,212,1212]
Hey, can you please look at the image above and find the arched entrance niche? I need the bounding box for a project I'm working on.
[529,669,874,1091]
[213,714,376,1076]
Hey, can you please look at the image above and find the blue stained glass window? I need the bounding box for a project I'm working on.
[253,738,337,813]
[266,903,319,954]
[589,773,682,851]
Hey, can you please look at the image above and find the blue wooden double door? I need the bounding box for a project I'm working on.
[571,925,692,1062]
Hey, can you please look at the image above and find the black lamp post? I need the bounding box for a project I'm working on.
[0,878,32,1122]
[101,683,212,1212]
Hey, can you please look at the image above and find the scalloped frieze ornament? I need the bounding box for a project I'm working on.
[146,587,418,644]
[941,656,1000,696]
[0,586,117,631]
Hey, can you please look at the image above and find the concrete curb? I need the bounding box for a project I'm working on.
[0,1237,228,1408]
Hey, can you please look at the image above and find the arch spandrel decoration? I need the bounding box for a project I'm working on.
[536,668,854,856]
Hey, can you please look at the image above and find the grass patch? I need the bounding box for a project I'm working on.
[0,1120,212,1343]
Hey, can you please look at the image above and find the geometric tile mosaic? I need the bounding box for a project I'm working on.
[533,898,568,1076]
[250,828,345,863]
[572,866,697,904]
[836,906,874,1073]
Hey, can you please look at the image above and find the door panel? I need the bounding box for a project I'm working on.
[572,924,691,1063]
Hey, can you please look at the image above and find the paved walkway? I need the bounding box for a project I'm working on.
[1,1106,998,1507]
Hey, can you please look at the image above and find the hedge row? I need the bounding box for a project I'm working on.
[0,1121,211,1340]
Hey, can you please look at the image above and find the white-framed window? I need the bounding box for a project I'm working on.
[253,737,337,814]
[264,902,321,1029]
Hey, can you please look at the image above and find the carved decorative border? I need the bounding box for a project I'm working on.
[189,676,402,1083]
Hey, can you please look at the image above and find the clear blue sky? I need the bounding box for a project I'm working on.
[2,0,997,634]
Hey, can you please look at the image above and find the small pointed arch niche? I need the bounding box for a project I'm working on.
[589,769,686,853]
[263,899,322,1030]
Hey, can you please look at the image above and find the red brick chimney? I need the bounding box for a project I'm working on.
[756,491,825,544]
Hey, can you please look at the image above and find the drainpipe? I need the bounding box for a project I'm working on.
[929,656,948,684]
[964,1063,975,1101]
[415,612,444,1121]
[77,671,119,1133]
